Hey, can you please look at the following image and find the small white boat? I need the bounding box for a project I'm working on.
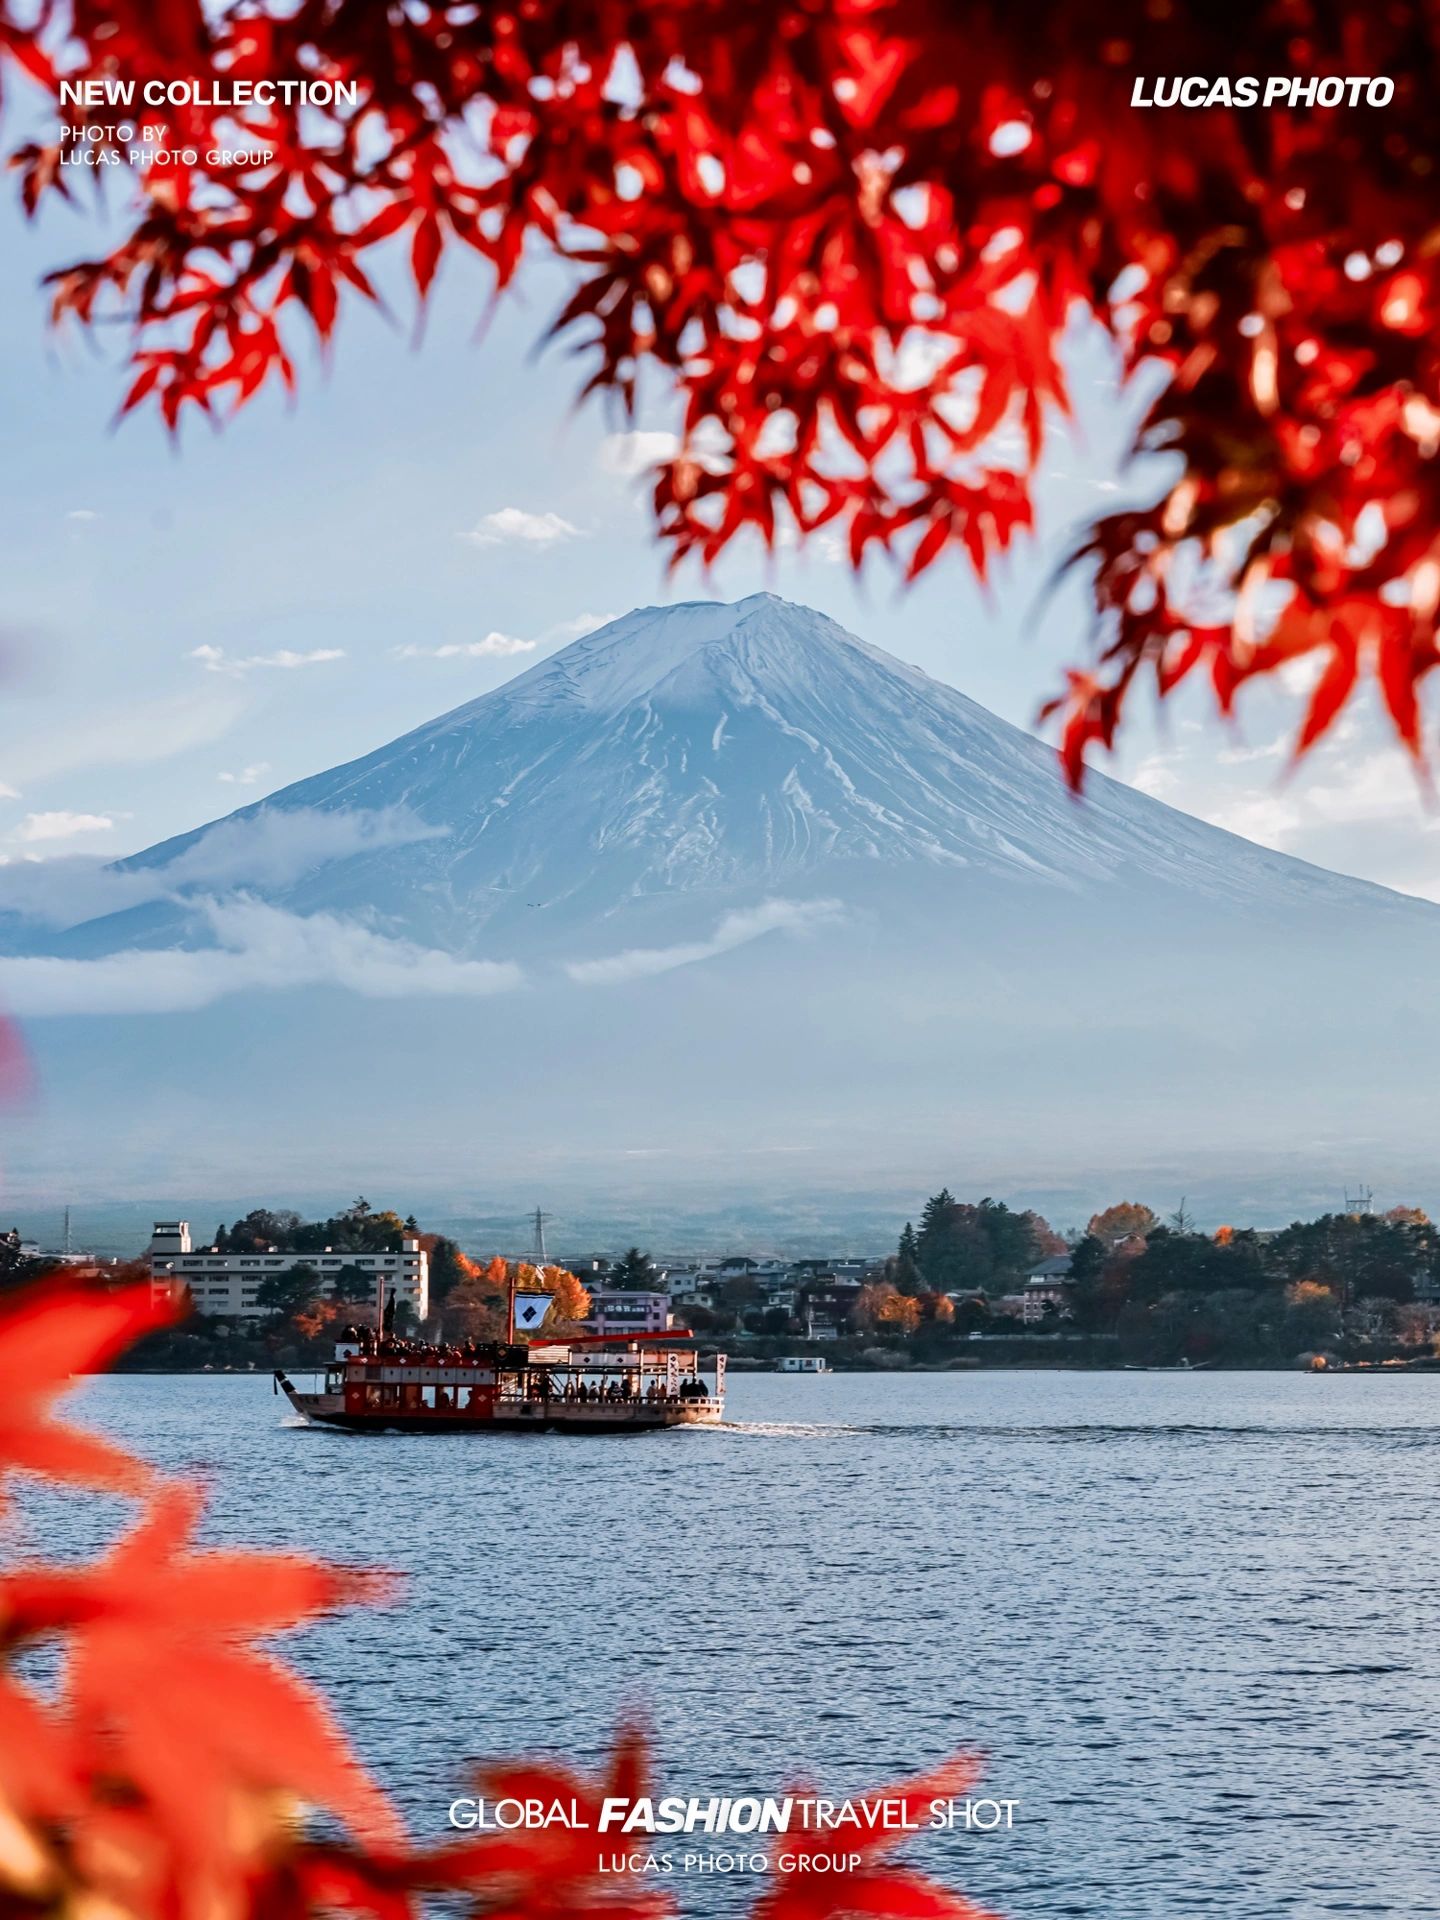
[1122,1358,1214,1372]
[776,1355,832,1374]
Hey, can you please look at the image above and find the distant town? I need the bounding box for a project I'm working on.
[8,1189,1440,1373]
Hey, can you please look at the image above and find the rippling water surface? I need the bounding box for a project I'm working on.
[18,1370,1440,1917]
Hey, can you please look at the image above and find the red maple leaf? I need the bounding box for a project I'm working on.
[0,1480,401,1917]
[752,1755,999,1920]
[0,1281,176,1499]
[426,1721,674,1919]
[9,0,1440,779]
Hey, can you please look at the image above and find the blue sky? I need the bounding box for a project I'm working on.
[4,178,1439,901]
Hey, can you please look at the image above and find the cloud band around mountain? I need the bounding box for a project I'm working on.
[0,892,846,1016]
[0,899,523,1016]
[565,897,847,986]
[0,805,446,930]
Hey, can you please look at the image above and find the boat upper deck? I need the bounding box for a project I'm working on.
[307,1329,722,1396]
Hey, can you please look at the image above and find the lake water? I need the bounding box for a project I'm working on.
[15,1370,1440,1918]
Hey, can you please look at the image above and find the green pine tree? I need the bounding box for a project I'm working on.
[609,1247,659,1291]
[895,1221,922,1295]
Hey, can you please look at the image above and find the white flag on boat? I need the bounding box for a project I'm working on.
[512,1292,554,1333]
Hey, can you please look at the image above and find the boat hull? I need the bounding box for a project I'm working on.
[279,1380,722,1433]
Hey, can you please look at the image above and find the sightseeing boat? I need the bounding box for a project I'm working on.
[274,1331,726,1434]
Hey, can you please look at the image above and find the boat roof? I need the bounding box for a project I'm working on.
[546,1329,696,1348]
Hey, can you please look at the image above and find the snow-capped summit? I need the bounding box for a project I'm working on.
[107,592,1404,953]
[495,593,814,716]
[488,591,938,720]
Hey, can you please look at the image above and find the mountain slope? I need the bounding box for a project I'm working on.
[97,592,1414,956]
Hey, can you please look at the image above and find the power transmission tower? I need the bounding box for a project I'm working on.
[532,1207,551,1265]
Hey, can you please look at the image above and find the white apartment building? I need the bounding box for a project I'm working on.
[584,1288,672,1337]
[147,1221,429,1321]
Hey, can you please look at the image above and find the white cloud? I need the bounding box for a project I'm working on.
[0,805,445,928]
[0,784,19,801]
[567,897,846,986]
[1277,654,1326,696]
[13,811,119,844]
[144,805,447,893]
[1216,737,1287,767]
[218,762,272,787]
[544,611,618,643]
[394,633,537,661]
[1203,749,1424,853]
[0,899,523,1016]
[1291,752,1427,828]
[1110,707,1440,903]
[460,508,584,548]
[392,614,617,662]
[1128,758,1179,799]
[190,644,345,676]
[5,686,247,788]
[1205,793,1305,849]
[65,508,98,522]
[599,431,680,477]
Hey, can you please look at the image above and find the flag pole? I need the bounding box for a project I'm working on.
[506,1264,515,1346]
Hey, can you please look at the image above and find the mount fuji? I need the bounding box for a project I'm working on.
[45,592,1420,949]
[4,594,1439,1225]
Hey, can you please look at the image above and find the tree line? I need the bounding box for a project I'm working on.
[215,1197,415,1255]
[854,1192,1440,1367]
[1064,1206,1440,1365]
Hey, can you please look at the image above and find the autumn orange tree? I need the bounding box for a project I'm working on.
[856,1281,921,1335]
[432,1250,506,1343]
[4,1,1440,776]
[431,1256,591,1340]
[1084,1202,1159,1251]
[518,1261,593,1332]
[0,1276,997,1920]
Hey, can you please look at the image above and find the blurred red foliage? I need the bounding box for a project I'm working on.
[7,3,1435,779]
[426,1727,673,1918]
[752,1758,993,1920]
[0,1018,30,1103]
[0,1280,170,1501]
[0,1279,995,1919]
